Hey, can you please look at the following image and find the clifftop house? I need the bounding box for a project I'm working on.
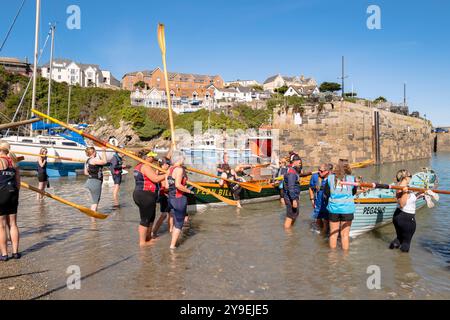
[41,59,120,88]
[263,74,317,92]
[0,57,32,76]
[224,79,261,88]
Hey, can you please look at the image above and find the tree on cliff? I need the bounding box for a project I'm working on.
[274,85,289,95]
[134,81,147,89]
[373,96,387,104]
[319,82,341,93]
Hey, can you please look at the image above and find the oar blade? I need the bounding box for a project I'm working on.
[157,23,166,54]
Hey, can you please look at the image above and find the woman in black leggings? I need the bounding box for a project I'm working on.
[133,151,165,247]
[389,170,422,253]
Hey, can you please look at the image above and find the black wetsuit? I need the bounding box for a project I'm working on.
[0,156,19,216]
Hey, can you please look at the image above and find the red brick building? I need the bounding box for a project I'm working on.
[121,67,224,100]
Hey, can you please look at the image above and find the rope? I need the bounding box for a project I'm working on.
[0,0,27,52]
[5,26,52,136]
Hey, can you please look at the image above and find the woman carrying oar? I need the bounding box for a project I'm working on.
[389,170,424,253]
[37,147,49,201]
[84,146,108,222]
[168,154,194,250]
[133,151,166,247]
[0,142,21,261]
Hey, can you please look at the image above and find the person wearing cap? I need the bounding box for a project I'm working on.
[0,141,21,261]
[133,150,166,246]
[152,157,173,237]
[282,154,303,229]
[109,147,126,208]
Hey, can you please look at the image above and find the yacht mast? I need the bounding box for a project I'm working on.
[46,23,55,123]
[30,0,41,136]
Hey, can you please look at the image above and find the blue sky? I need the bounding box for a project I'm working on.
[1,0,449,125]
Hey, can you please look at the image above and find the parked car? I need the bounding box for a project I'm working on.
[432,127,449,133]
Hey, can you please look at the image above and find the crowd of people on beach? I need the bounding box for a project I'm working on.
[0,140,429,262]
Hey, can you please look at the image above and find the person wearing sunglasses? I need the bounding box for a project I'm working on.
[309,163,333,235]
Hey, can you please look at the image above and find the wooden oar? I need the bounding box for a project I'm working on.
[186,166,262,193]
[20,182,108,219]
[340,181,450,195]
[0,118,40,130]
[14,151,85,163]
[31,109,238,206]
[157,23,176,151]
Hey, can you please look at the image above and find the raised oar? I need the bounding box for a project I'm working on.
[0,118,40,130]
[339,181,450,195]
[157,23,176,151]
[31,109,238,206]
[14,151,85,163]
[20,182,108,219]
[186,166,262,193]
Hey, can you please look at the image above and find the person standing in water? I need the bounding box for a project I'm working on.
[0,142,21,261]
[152,157,172,237]
[325,159,357,250]
[218,164,243,208]
[109,149,126,208]
[309,163,333,234]
[276,158,289,205]
[84,146,108,222]
[37,147,49,201]
[283,154,302,229]
[389,170,421,253]
[167,154,195,249]
[133,151,165,246]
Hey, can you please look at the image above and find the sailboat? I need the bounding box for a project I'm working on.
[2,0,114,177]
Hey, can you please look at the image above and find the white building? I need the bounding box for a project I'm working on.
[224,79,261,87]
[212,85,272,103]
[263,74,317,92]
[284,85,320,97]
[41,59,120,88]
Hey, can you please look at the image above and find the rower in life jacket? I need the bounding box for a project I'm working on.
[0,155,18,193]
[326,174,356,214]
[167,166,188,199]
[219,164,243,201]
[110,152,124,176]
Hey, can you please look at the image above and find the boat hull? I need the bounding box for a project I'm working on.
[5,136,115,177]
[350,198,426,238]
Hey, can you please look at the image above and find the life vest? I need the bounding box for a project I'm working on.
[282,166,301,197]
[168,166,188,198]
[134,163,159,192]
[38,156,47,175]
[110,153,123,175]
[326,174,356,214]
[0,156,17,190]
[86,158,103,180]
[225,171,241,192]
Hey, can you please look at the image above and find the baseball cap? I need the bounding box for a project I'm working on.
[290,154,301,162]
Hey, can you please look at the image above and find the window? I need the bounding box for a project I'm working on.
[58,75,61,80]
[62,142,78,146]
[21,139,33,143]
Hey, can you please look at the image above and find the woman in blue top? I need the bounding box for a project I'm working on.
[325,159,358,250]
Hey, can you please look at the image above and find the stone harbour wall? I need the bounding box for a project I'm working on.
[272,101,432,167]
[434,132,450,152]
